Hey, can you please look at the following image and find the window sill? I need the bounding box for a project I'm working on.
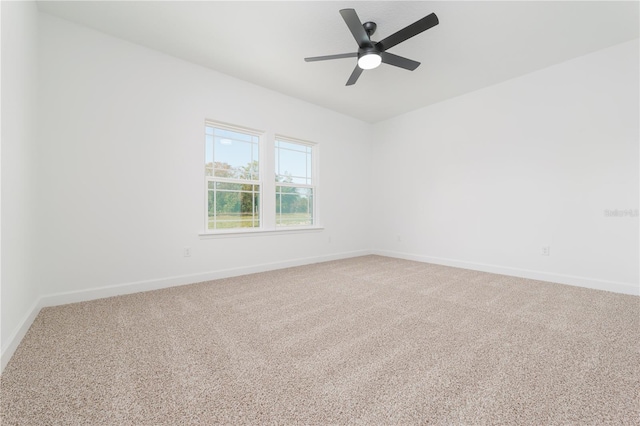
[199,227,324,239]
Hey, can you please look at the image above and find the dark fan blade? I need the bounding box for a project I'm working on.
[346,65,363,86]
[304,52,357,62]
[340,9,371,48]
[377,13,439,52]
[380,52,420,71]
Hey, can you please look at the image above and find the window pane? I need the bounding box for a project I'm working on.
[276,186,313,227]
[207,126,259,180]
[275,140,312,185]
[208,182,260,230]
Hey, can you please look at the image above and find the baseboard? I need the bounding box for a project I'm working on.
[39,249,372,308]
[5,248,632,374]
[374,249,639,296]
[1,298,43,373]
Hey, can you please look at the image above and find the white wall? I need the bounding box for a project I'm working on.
[34,13,372,302]
[372,39,639,295]
[1,1,40,366]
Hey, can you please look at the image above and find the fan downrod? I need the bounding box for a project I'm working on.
[363,21,377,37]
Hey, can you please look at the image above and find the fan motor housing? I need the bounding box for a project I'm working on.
[358,45,381,59]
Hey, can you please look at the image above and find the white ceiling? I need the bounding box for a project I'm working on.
[37,1,639,123]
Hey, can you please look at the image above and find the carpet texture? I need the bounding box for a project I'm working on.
[1,255,639,425]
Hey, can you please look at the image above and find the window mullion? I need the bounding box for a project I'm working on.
[261,132,276,230]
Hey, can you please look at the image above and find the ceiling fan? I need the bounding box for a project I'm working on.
[304,8,439,86]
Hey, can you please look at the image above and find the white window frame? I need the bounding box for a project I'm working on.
[202,122,321,236]
[204,120,264,233]
[274,135,318,229]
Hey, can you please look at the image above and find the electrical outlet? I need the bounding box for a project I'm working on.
[183,247,191,257]
[541,246,550,256]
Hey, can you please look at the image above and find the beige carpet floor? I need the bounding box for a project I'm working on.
[1,255,639,425]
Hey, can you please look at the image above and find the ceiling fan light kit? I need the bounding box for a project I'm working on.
[305,8,439,86]
[358,49,382,70]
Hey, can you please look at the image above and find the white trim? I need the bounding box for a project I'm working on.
[275,182,314,190]
[312,143,320,227]
[40,249,369,306]
[274,134,317,147]
[374,249,640,296]
[1,298,42,373]
[204,120,264,137]
[0,249,369,374]
[200,226,324,238]
[3,248,636,374]
[208,176,261,186]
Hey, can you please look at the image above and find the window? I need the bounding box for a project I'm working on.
[275,138,315,227]
[204,121,318,233]
[205,123,261,230]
